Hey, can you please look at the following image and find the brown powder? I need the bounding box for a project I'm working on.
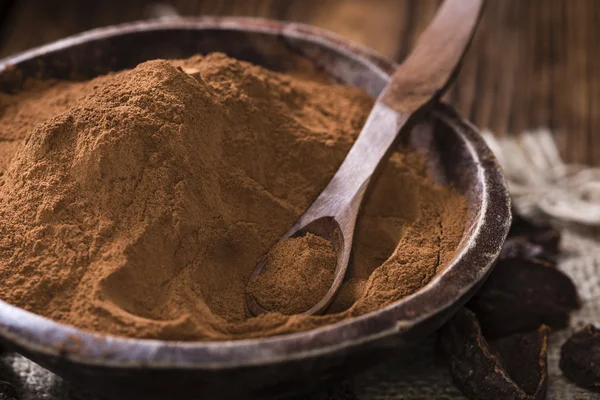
[0,52,467,341]
[248,233,337,315]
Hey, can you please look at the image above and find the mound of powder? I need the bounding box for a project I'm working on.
[248,233,337,315]
[0,53,467,341]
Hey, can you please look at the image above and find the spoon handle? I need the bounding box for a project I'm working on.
[381,0,484,113]
[297,0,484,233]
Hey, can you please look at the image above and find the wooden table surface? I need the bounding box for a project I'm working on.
[1,0,599,165]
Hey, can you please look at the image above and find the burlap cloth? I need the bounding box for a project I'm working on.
[1,131,599,399]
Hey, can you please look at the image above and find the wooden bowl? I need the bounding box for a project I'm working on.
[0,17,511,399]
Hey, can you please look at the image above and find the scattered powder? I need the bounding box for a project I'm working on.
[248,233,337,315]
[0,52,467,341]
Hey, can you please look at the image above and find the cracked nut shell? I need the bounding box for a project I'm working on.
[438,308,549,400]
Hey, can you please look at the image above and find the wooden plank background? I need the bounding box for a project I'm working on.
[0,0,599,165]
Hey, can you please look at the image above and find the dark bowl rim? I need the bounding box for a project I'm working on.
[0,16,511,370]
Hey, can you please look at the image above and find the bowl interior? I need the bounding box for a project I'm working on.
[0,19,509,370]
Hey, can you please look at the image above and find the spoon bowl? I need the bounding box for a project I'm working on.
[246,217,347,316]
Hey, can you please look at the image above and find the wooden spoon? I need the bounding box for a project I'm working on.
[246,0,484,316]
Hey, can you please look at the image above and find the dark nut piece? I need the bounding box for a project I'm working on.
[508,210,560,255]
[468,257,579,339]
[439,308,548,400]
[500,238,555,264]
[560,325,600,392]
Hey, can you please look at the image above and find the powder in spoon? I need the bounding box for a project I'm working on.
[0,53,467,341]
[247,234,337,315]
